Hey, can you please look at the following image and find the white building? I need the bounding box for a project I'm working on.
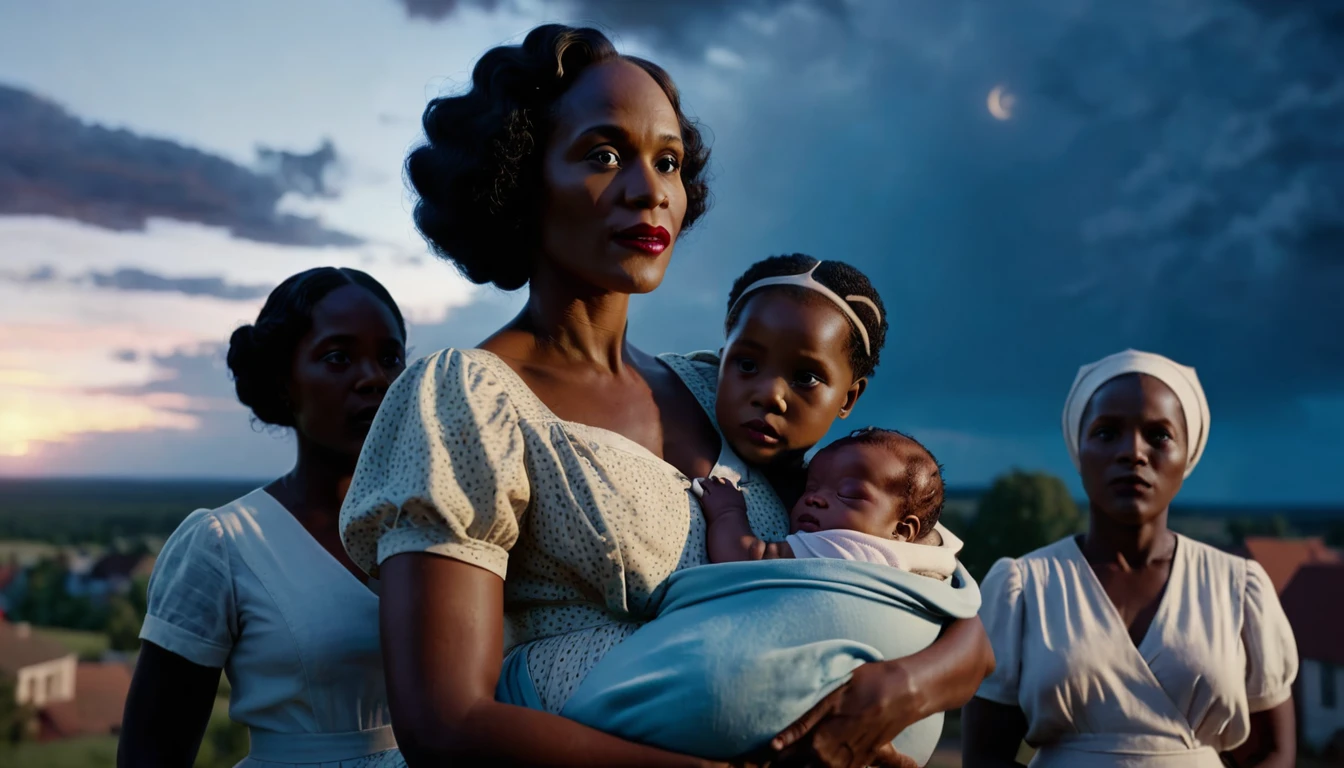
[0,620,77,708]
[1280,562,1344,754]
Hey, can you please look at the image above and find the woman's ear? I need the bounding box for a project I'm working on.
[837,377,868,419]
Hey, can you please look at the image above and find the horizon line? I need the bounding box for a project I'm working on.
[1,475,1341,512]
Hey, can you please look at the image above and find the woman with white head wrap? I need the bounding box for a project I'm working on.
[963,350,1298,768]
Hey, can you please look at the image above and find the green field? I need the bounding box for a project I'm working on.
[0,736,120,768]
[33,627,111,661]
[0,478,263,544]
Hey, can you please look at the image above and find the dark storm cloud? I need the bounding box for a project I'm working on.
[617,0,1342,422]
[90,346,236,402]
[392,0,845,52]
[392,0,1342,455]
[87,268,273,301]
[1,265,272,301]
[255,139,343,199]
[0,84,359,246]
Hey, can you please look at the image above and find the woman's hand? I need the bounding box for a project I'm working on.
[769,661,925,768]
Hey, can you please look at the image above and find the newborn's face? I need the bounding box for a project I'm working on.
[789,442,901,538]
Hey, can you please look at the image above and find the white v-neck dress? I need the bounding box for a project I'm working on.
[141,489,403,767]
[340,348,792,714]
[976,534,1297,767]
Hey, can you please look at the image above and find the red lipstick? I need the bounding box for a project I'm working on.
[612,223,671,255]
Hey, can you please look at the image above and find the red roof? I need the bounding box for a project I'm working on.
[39,662,133,739]
[1279,563,1344,666]
[1240,537,1340,594]
[0,621,75,674]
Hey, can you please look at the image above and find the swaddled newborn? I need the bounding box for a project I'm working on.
[696,427,962,580]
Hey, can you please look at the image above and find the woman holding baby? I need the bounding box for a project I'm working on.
[339,23,993,768]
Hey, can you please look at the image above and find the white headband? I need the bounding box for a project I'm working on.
[726,262,882,355]
[1062,349,1211,479]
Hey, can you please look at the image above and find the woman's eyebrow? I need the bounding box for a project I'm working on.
[574,123,683,146]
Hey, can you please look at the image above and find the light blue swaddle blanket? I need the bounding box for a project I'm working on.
[498,557,981,765]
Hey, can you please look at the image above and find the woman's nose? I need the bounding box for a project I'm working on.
[354,359,390,392]
[1114,430,1147,465]
[620,162,668,209]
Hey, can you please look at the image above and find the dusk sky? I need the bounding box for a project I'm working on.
[1,0,1341,504]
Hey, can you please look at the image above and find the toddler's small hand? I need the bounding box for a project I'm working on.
[696,476,747,522]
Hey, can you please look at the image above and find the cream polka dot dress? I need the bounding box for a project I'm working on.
[341,348,790,713]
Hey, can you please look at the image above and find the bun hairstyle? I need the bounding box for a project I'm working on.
[725,254,889,380]
[226,267,406,427]
[405,23,712,291]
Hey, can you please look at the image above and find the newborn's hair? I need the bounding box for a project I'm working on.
[823,427,945,532]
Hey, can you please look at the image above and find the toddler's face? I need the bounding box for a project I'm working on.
[789,442,905,538]
[716,291,864,467]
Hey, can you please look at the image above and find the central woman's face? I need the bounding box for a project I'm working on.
[1078,373,1189,526]
[540,60,688,295]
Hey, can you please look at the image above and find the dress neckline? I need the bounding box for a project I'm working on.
[247,488,374,593]
[464,348,734,483]
[1068,532,1183,656]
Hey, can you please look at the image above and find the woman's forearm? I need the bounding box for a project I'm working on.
[118,643,222,768]
[398,698,715,768]
[888,616,994,719]
[1226,700,1296,768]
[383,554,721,768]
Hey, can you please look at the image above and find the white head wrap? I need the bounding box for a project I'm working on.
[1062,349,1210,478]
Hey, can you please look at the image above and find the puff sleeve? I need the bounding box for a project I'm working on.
[340,349,531,580]
[975,556,1026,705]
[139,509,237,668]
[1242,559,1299,712]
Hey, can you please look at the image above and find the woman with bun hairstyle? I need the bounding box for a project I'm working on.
[339,23,993,768]
[119,267,409,768]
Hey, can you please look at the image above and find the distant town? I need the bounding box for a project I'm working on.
[1,477,1341,766]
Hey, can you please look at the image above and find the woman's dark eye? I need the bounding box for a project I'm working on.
[590,149,619,167]
[655,155,680,174]
[1090,427,1115,440]
[736,358,758,374]
[382,354,405,368]
[1150,430,1173,443]
[323,351,350,365]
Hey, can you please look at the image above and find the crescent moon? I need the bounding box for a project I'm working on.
[987,85,1015,121]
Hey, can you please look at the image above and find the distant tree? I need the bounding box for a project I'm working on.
[962,470,1082,581]
[1326,521,1344,548]
[106,594,142,652]
[129,573,150,617]
[195,712,250,768]
[0,678,35,744]
[1227,515,1295,546]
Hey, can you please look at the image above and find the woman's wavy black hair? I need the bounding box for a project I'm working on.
[406,24,712,291]
[226,267,406,427]
[725,254,890,380]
